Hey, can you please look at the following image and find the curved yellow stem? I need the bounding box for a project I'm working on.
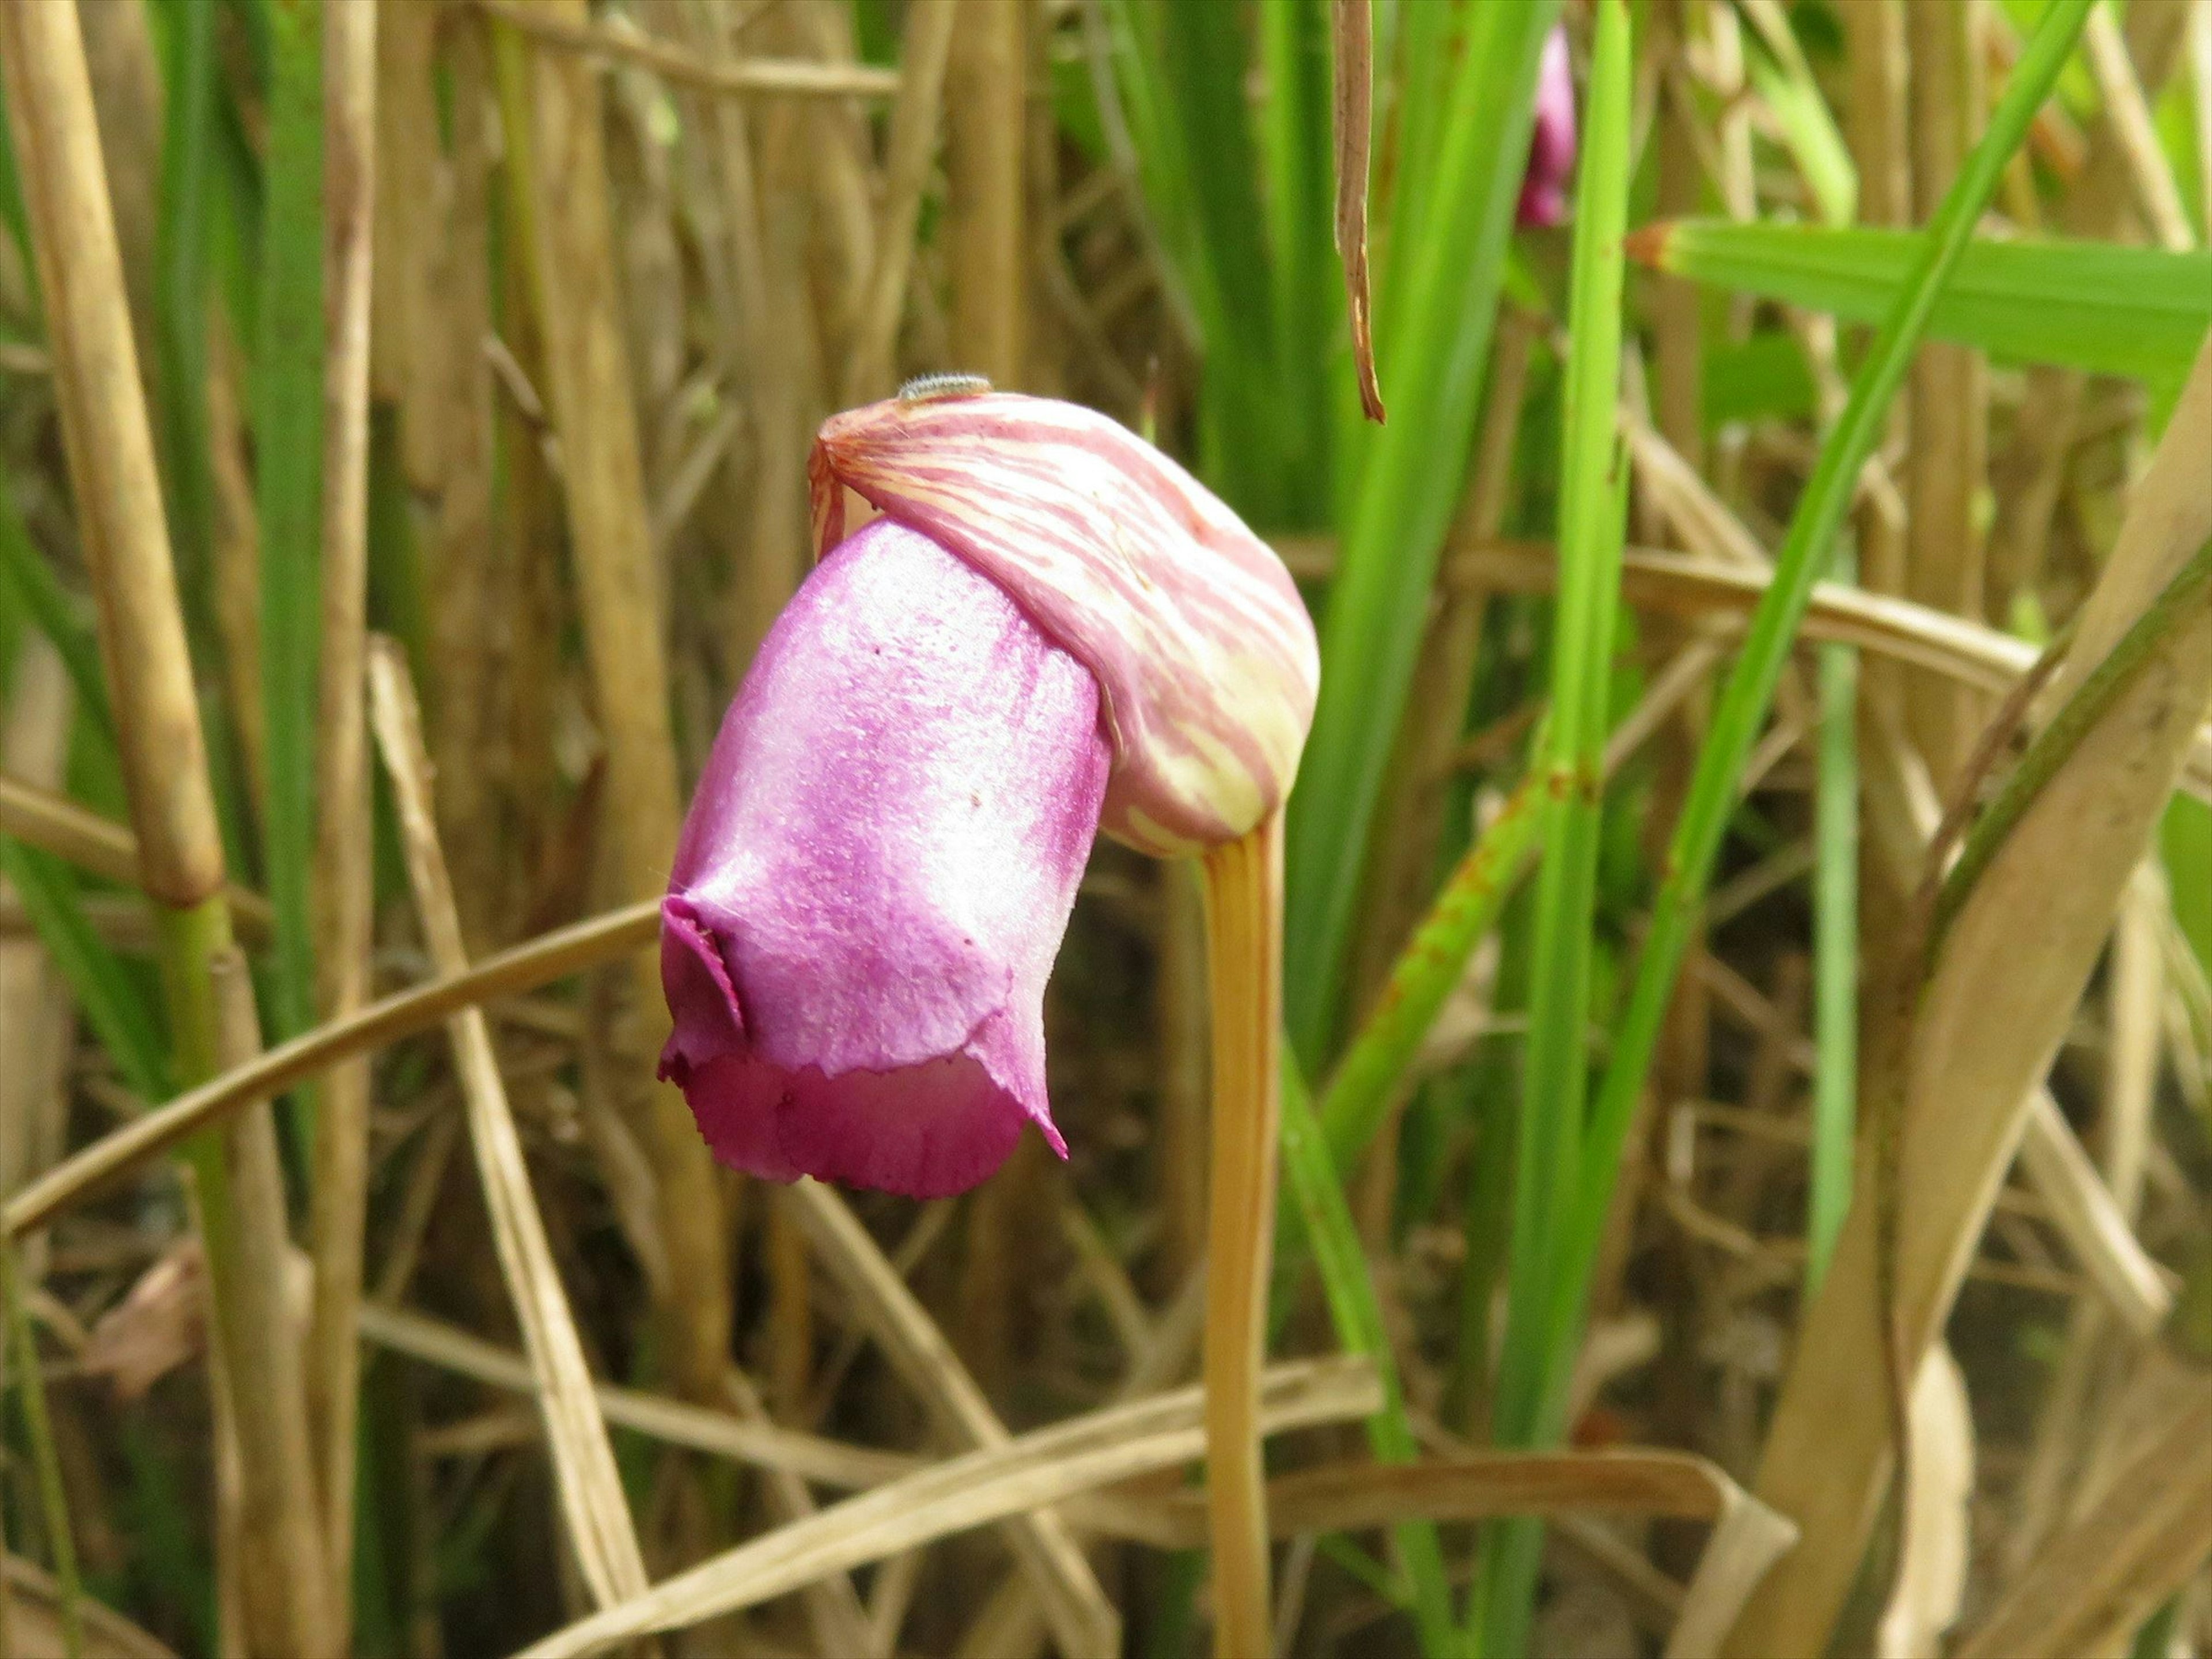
[1200,812,1284,1654]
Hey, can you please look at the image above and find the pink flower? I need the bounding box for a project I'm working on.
[661,389,1317,1197]
[1518,25,1577,229]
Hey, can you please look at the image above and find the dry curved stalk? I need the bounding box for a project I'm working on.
[1722,338,2212,1658]
[513,1357,1381,1659]
[1,899,657,1240]
[1200,814,1285,1655]
[366,640,649,1608]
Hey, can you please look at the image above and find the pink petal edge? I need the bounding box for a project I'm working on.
[658,518,1107,1199]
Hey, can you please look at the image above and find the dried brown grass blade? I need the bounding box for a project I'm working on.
[2005,866,2171,1574]
[782,1179,1122,1659]
[2,901,658,1240]
[1085,1446,1750,1544]
[474,0,901,99]
[514,1357,1381,1659]
[2017,1090,2173,1339]
[305,0,378,1622]
[717,1365,877,1658]
[365,638,650,1607]
[1332,0,1384,422]
[356,1302,915,1490]
[1874,1347,1974,1659]
[1275,538,2212,799]
[1664,1482,1802,1659]
[1954,1360,2212,1659]
[1063,1445,1791,1659]
[2082,3,2196,251]
[1722,339,2212,1657]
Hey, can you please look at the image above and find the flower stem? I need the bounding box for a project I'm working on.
[1200,812,1285,1654]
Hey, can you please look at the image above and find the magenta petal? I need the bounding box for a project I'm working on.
[1518,25,1577,229]
[658,518,1108,1199]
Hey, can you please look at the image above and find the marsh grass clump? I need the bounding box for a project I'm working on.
[1,2,2209,1657]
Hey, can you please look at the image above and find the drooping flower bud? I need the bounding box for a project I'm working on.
[1518,25,1577,229]
[660,519,1109,1197]
[664,389,1317,1196]
[810,391,1319,857]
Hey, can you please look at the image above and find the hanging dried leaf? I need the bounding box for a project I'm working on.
[1334,0,1385,423]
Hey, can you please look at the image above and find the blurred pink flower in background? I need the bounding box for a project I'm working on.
[1518,25,1578,229]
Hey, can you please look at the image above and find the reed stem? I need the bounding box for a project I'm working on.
[1200,812,1284,1655]
[305,0,378,1620]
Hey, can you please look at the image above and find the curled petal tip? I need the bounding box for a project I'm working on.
[812,392,1319,856]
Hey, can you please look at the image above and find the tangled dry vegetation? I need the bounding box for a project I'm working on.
[1,1,2210,1656]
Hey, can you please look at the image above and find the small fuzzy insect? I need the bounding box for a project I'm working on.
[898,372,994,404]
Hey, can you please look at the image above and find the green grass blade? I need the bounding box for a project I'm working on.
[0,836,172,1103]
[1285,0,1559,1065]
[1471,2,1634,1643]
[1257,0,1332,490]
[0,54,32,293]
[1489,0,2099,1582]
[1376,0,1468,289]
[1634,221,2212,384]
[155,0,219,607]
[1318,771,1546,1174]
[2166,796,2212,974]
[1269,769,1546,1322]
[1806,621,1858,1293]
[1154,0,1288,515]
[1279,1060,1457,1659]
[253,0,324,1048]
[1741,13,1856,226]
